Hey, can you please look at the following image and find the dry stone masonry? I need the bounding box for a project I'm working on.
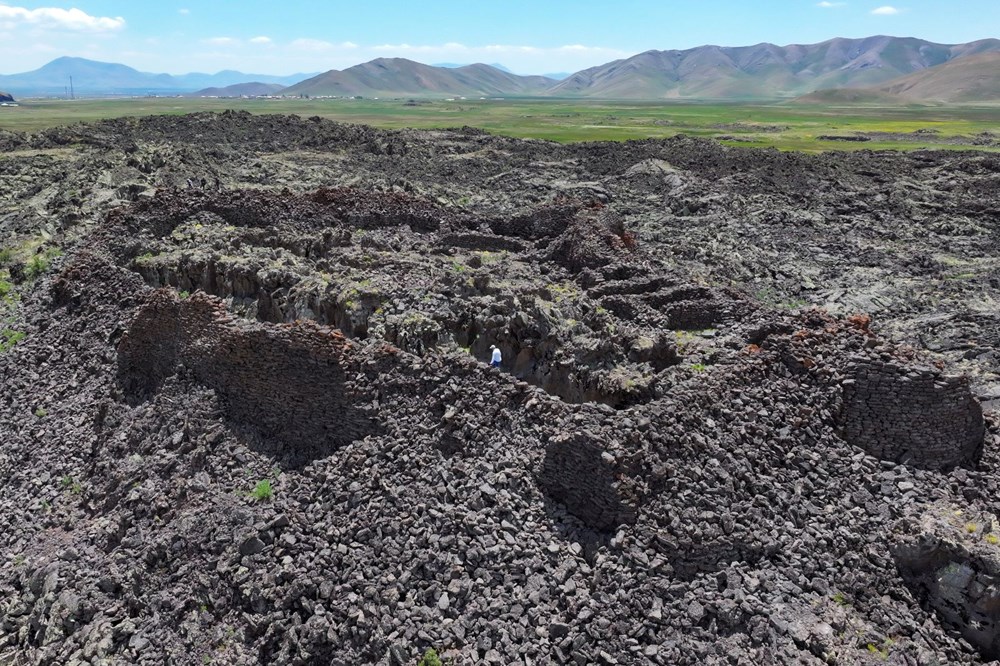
[118,288,378,461]
[539,433,643,530]
[841,358,985,470]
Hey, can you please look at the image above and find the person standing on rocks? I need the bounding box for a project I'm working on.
[489,345,502,368]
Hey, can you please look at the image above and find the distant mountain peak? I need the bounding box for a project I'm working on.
[0,56,314,95]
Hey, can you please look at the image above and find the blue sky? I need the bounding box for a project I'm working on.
[1,1,998,75]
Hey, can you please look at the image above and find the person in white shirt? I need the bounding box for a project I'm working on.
[489,345,502,367]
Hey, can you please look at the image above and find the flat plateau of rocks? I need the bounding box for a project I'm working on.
[0,111,998,665]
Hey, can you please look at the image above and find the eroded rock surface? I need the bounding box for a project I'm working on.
[893,505,1000,660]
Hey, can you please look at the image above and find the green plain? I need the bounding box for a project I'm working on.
[1,97,999,152]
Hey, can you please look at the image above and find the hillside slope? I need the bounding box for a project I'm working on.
[880,52,1000,102]
[282,58,554,97]
[548,36,1000,99]
[190,82,285,97]
[795,52,1000,104]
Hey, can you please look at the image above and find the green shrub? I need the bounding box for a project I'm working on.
[34,407,47,418]
[0,247,13,265]
[24,246,64,279]
[418,648,443,666]
[249,480,274,502]
[25,254,49,278]
[0,329,25,353]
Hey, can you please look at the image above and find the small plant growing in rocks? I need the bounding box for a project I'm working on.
[866,642,889,660]
[249,480,274,502]
[987,534,999,545]
[0,329,25,353]
[417,648,443,666]
[966,523,978,534]
[60,476,83,494]
[24,246,62,279]
[33,407,47,418]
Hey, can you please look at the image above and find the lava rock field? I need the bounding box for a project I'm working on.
[0,111,998,665]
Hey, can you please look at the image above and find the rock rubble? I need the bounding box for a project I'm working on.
[0,111,998,665]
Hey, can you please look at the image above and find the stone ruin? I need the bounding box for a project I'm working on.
[840,358,985,470]
[539,433,643,531]
[117,289,378,463]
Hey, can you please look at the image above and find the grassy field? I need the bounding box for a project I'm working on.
[1,96,999,151]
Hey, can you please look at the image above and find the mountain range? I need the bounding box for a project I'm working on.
[548,36,1000,99]
[0,56,315,95]
[281,58,554,97]
[3,36,1000,101]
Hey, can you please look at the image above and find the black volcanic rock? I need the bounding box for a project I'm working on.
[0,112,997,665]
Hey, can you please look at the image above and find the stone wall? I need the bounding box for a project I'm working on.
[116,291,182,402]
[436,233,526,254]
[538,433,641,531]
[840,359,985,470]
[117,289,377,459]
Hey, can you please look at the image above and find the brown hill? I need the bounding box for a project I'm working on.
[791,88,909,105]
[283,58,554,97]
[794,52,1000,104]
[879,52,1000,102]
[546,36,1000,99]
[190,82,285,97]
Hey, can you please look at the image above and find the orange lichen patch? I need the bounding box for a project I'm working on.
[846,313,872,332]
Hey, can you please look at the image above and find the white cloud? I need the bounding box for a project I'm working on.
[871,5,901,14]
[249,36,272,45]
[178,8,190,15]
[203,36,238,46]
[817,1,846,7]
[0,4,124,31]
